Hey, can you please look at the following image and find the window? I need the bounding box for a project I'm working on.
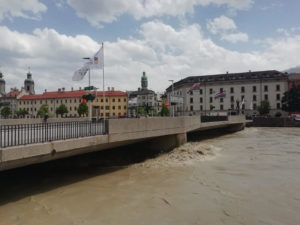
[40,100,42,104]
[75,107,77,110]
[112,98,115,102]
[210,97,213,103]
[190,98,193,103]
[231,96,234,102]
[190,105,193,111]
[101,99,103,102]
[106,99,108,102]
[101,106,104,109]
[106,113,109,117]
[209,88,213,94]
[105,106,109,110]
[276,85,280,91]
[252,86,256,92]
[118,106,121,109]
[231,104,234,109]
[230,87,234,93]
[118,98,121,102]
[51,100,53,104]
[65,99,67,103]
[199,89,203,95]
[264,94,268,100]
[210,105,214,110]
[277,103,281,109]
[124,98,126,102]
[220,105,224,110]
[113,113,115,116]
[124,106,127,109]
[70,107,72,111]
[264,85,268,92]
[200,105,203,111]
[112,106,115,110]
[253,104,257,110]
[241,86,245,93]
[253,95,257,101]
[220,88,223,93]
[200,97,203,103]
[241,96,244,102]
[56,100,58,103]
[276,94,281,101]
[70,99,72,103]
[220,98,223,103]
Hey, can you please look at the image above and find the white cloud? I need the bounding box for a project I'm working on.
[0,0,47,21]
[221,32,248,43]
[66,0,253,26]
[207,15,237,34]
[207,15,248,43]
[0,21,299,94]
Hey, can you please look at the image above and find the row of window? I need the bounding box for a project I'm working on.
[20,105,127,112]
[190,84,281,95]
[190,93,281,104]
[190,103,281,111]
[19,98,127,105]
[24,112,127,118]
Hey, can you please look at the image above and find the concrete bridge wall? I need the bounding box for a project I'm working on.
[0,116,245,171]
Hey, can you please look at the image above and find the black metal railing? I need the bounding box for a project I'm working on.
[201,116,228,123]
[0,120,107,148]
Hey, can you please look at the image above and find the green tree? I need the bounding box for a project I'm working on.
[56,104,68,117]
[16,108,29,118]
[258,100,271,115]
[77,102,88,117]
[160,104,170,117]
[282,83,300,112]
[137,106,146,116]
[37,104,49,118]
[1,106,12,118]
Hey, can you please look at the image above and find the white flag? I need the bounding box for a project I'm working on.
[72,63,89,81]
[88,46,103,70]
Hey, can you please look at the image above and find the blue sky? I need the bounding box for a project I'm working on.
[0,0,300,93]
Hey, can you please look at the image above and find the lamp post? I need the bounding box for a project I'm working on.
[169,80,174,117]
[83,57,92,121]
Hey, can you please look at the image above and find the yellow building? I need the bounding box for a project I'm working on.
[18,88,128,118]
[92,90,128,118]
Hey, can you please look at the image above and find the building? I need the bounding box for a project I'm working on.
[18,87,128,118]
[128,72,158,116]
[166,70,288,115]
[92,87,128,118]
[288,73,300,89]
[0,72,33,117]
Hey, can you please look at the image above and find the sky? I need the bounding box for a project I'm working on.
[0,0,300,94]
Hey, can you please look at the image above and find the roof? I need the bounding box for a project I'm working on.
[1,89,21,98]
[288,73,300,81]
[19,90,127,100]
[166,70,288,91]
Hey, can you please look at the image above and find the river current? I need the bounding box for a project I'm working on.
[0,127,300,225]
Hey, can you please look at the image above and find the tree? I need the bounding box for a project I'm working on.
[137,106,146,116]
[258,100,271,115]
[282,83,300,112]
[37,104,49,118]
[160,104,170,117]
[56,104,68,117]
[77,102,88,117]
[1,106,12,118]
[16,108,29,118]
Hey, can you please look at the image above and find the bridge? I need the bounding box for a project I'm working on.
[0,115,246,171]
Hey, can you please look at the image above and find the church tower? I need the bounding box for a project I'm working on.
[24,71,35,94]
[141,71,148,90]
[0,71,5,95]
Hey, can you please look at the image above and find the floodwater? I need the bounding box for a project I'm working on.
[0,128,300,225]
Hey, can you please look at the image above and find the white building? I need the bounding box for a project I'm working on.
[166,70,288,116]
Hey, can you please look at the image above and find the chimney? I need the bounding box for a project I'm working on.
[79,87,82,90]
[112,87,114,91]
[226,71,229,74]
[62,87,65,92]
[249,70,251,72]
[108,87,110,91]
[58,88,61,92]
[44,89,47,93]
[71,87,73,91]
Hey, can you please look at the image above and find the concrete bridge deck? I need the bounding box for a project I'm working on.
[0,116,246,171]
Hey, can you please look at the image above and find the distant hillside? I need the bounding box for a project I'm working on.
[284,66,300,73]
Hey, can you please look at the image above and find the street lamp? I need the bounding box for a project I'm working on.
[169,80,174,117]
[83,57,92,121]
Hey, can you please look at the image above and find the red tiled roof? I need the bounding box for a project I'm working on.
[2,90,21,98]
[19,90,127,100]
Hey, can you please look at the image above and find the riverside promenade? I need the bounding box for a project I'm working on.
[0,115,246,171]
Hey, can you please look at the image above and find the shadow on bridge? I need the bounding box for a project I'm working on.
[0,127,236,206]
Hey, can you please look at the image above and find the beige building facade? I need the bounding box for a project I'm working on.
[166,70,288,115]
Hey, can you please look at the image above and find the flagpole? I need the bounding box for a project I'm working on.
[102,42,105,120]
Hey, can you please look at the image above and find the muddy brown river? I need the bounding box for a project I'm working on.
[0,128,300,225]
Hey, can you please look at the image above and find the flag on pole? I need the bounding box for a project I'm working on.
[72,63,89,81]
[215,91,226,99]
[88,46,103,70]
[189,83,200,91]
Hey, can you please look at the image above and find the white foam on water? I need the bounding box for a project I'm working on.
[135,142,222,168]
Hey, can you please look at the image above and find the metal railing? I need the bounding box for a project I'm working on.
[201,116,228,122]
[0,120,107,148]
